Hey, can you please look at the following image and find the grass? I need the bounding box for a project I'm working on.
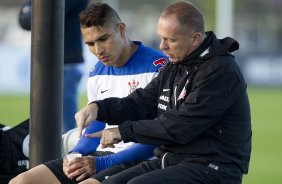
[0,93,88,127]
[0,87,282,184]
[243,87,282,184]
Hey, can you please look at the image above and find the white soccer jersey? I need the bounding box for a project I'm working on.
[87,41,167,152]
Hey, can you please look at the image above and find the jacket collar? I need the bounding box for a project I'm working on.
[177,31,239,66]
[177,31,213,66]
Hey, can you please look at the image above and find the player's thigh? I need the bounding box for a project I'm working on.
[92,162,137,182]
[128,162,221,184]
[9,164,60,184]
[103,160,160,184]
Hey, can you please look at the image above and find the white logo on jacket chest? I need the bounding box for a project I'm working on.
[158,103,167,110]
[159,95,170,102]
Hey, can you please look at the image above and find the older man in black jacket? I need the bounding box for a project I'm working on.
[76,1,252,183]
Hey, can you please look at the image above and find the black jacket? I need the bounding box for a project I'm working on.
[96,32,252,173]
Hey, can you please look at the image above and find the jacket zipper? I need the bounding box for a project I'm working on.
[174,85,177,106]
[161,152,169,169]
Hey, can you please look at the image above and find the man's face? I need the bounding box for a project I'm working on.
[157,15,196,63]
[81,24,125,67]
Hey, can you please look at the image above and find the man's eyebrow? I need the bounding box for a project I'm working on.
[95,33,111,42]
[85,33,111,45]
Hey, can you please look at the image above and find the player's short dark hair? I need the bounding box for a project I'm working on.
[79,2,121,28]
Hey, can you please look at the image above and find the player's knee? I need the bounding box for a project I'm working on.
[8,172,30,184]
[62,128,80,155]
[79,178,101,184]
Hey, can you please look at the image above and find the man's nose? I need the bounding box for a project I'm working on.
[95,44,104,55]
[159,40,168,50]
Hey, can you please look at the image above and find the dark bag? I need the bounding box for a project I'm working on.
[0,119,29,174]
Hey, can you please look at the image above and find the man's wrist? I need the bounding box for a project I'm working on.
[113,128,122,141]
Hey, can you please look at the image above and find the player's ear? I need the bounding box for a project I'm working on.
[118,22,126,36]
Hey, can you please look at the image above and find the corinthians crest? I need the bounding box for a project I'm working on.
[128,79,140,94]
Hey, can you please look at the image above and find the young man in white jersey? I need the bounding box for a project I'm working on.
[9,3,167,184]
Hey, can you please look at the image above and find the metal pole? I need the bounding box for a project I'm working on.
[29,0,64,168]
[215,0,234,38]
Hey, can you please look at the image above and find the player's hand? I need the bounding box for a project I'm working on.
[63,155,96,182]
[75,103,98,137]
[86,127,122,148]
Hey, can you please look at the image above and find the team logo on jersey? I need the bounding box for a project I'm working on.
[128,79,140,94]
[153,58,168,72]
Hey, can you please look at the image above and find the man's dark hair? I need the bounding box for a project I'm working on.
[79,2,121,28]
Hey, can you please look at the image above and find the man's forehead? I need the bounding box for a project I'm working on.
[158,16,180,31]
[81,25,112,33]
[158,15,190,36]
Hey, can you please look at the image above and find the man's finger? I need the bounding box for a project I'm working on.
[75,171,91,182]
[67,168,82,179]
[85,131,103,138]
[101,144,115,149]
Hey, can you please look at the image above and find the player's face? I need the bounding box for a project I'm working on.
[157,15,197,63]
[81,23,126,67]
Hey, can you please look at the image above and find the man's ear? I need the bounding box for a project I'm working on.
[119,23,126,36]
[192,32,202,47]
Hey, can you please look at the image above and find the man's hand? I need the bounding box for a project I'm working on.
[63,155,96,182]
[75,103,98,137]
[86,127,122,148]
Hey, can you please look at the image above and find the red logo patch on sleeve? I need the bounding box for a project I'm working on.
[153,58,168,72]
[153,58,167,67]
